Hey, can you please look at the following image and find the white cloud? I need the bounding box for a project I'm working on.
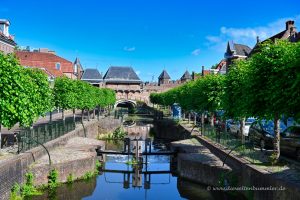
[205,15,300,52]
[191,49,200,56]
[123,46,136,52]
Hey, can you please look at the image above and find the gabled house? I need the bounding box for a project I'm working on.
[224,41,252,73]
[103,66,142,100]
[0,19,17,54]
[211,59,227,75]
[16,49,75,79]
[250,20,299,55]
[81,68,103,87]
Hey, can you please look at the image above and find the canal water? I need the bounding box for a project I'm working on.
[34,116,245,200]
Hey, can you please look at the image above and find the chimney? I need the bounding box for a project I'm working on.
[0,19,10,37]
[286,20,295,30]
[256,36,260,43]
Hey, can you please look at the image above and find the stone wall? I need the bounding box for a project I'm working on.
[175,123,300,200]
[0,117,121,200]
[152,119,191,140]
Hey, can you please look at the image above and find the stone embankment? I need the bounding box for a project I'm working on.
[0,116,121,200]
[175,121,300,200]
[171,138,231,186]
[30,137,105,186]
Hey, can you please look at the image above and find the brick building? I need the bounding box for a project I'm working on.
[103,66,143,100]
[0,19,16,54]
[15,49,76,79]
[250,20,299,55]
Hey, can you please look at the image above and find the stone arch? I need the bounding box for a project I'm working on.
[114,99,137,109]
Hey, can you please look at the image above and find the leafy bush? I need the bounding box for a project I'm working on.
[48,169,59,189]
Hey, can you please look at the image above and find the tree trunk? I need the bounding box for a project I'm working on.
[194,114,197,125]
[224,119,227,133]
[210,112,214,127]
[188,113,191,123]
[240,118,245,144]
[93,109,95,119]
[50,111,52,124]
[62,109,65,121]
[97,106,100,120]
[87,109,90,121]
[183,112,186,120]
[0,123,2,149]
[81,109,84,122]
[273,114,280,161]
[201,113,205,136]
[73,109,76,123]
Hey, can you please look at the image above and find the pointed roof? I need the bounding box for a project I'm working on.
[181,70,192,80]
[74,57,83,70]
[103,66,141,83]
[81,68,103,83]
[158,70,171,79]
[225,41,252,58]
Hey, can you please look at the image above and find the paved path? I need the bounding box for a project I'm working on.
[1,109,82,135]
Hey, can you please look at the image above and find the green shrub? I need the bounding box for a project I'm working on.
[82,171,94,180]
[48,169,59,189]
[66,173,74,184]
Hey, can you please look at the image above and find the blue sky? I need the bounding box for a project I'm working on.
[1,0,299,81]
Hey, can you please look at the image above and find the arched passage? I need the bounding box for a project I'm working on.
[114,99,137,109]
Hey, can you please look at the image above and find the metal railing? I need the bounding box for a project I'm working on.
[16,118,77,153]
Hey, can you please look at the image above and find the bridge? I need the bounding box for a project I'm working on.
[114,99,137,109]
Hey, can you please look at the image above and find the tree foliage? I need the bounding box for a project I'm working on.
[0,52,116,129]
[0,53,52,128]
[53,77,116,111]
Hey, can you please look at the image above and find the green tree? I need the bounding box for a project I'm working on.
[0,53,53,147]
[246,40,300,160]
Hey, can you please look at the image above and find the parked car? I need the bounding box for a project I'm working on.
[280,126,300,160]
[229,118,256,137]
[223,119,232,132]
[248,120,287,150]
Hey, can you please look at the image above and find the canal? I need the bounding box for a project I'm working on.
[33,115,244,200]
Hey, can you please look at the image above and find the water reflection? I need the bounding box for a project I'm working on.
[33,117,245,200]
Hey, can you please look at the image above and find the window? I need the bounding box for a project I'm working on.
[56,62,61,70]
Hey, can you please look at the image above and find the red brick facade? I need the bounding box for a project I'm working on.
[15,51,75,78]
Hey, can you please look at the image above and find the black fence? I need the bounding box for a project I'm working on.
[1,108,115,153]
[16,117,78,153]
